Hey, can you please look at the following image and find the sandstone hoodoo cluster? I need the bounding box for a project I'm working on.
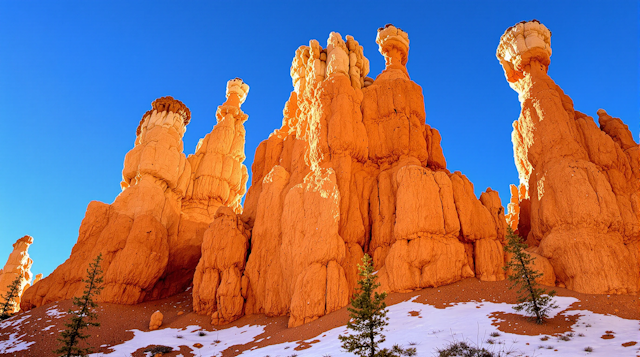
[192,25,508,328]
[498,20,640,295]
[21,79,250,309]
[18,21,639,330]
[0,236,35,313]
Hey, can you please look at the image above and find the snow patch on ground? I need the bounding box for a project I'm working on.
[88,324,265,356]
[0,332,35,354]
[45,305,67,318]
[0,313,36,353]
[0,312,30,330]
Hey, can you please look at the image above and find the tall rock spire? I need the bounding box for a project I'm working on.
[497,20,640,294]
[190,78,252,325]
[0,236,34,313]
[183,78,250,218]
[149,80,252,301]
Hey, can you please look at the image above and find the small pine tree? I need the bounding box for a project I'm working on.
[0,274,23,319]
[339,254,415,357]
[503,227,558,324]
[55,253,104,357]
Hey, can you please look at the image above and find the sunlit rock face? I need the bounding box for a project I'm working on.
[498,20,640,294]
[190,80,253,326]
[0,236,34,313]
[21,84,250,310]
[194,25,508,328]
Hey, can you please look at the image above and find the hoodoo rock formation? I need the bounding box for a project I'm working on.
[20,21,634,332]
[497,20,640,294]
[22,79,250,310]
[0,236,34,313]
[193,25,508,328]
[22,96,193,309]
[191,81,252,326]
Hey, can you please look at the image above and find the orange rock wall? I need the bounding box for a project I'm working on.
[193,26,508,328]
[497,21,640,294]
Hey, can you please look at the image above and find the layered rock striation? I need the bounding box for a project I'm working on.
[0,236,35,313]
[497,20,640,294]
[193,25,508,328]
[22,80,250,310]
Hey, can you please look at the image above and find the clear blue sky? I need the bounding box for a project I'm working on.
[1,1,638,279]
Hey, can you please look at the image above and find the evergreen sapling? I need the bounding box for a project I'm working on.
[339,254,415,357]
[503,227,558,324]
[0,274,23,319]
[55,253,104,357]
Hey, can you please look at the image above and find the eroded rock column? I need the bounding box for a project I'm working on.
[497,20,640,294]
[191,79,252,325]
[0,236,34,313]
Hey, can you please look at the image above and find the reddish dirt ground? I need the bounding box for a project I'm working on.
[1,278,638,357]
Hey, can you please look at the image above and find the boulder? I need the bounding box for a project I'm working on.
[149,310,163,331]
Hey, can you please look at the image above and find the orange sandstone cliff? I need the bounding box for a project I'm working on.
[192,25,508,328]
[0,236,34,313]
[497,20,640,294]
[22,80,250,310]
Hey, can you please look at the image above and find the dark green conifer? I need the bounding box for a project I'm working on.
[339,254,415,357]
[503,227,558,324]
[0,274,23,320]
[55,253,104,357]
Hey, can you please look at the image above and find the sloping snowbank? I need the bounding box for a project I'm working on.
[85,296,639,357]
[239,296,639,356]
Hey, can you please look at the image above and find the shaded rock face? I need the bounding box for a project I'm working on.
[497,21,640,294]
[194,26,507,328]
[22,83,250,310]
[0,236,34,313]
